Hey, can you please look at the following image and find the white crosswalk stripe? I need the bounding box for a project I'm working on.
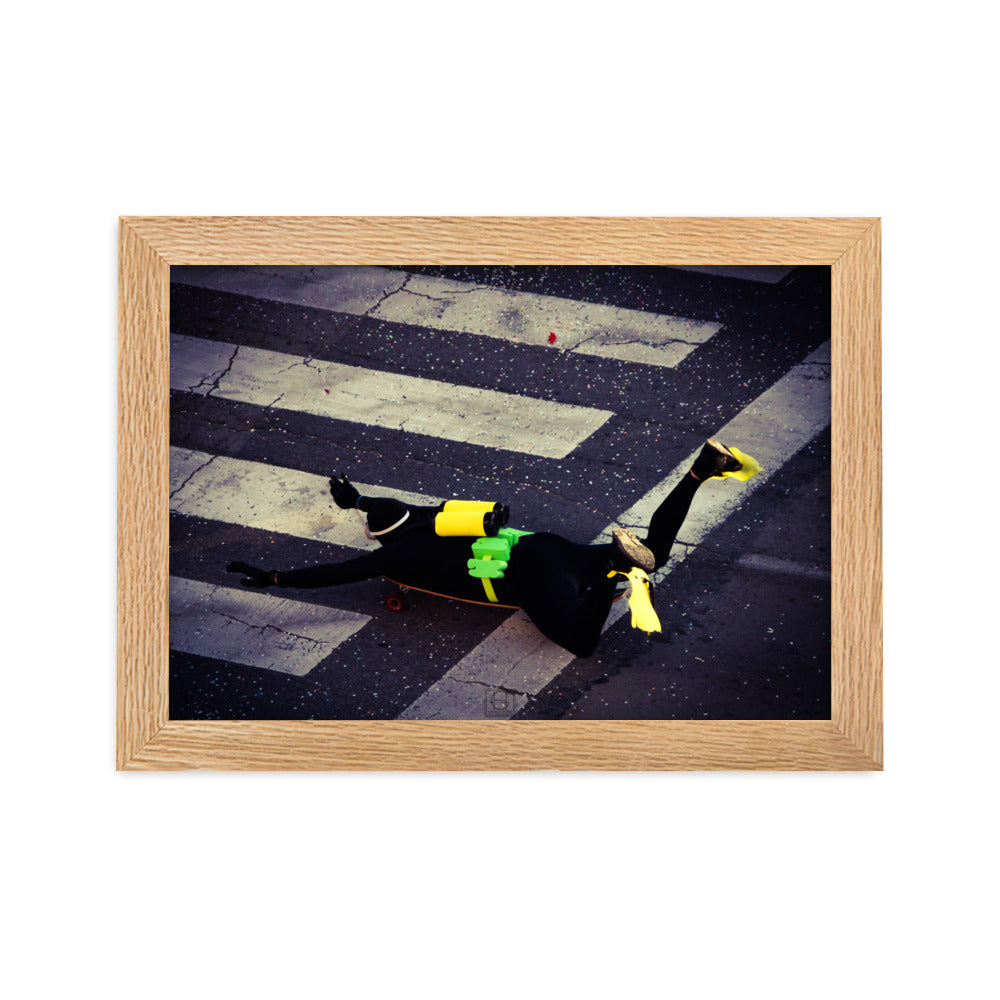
[172,265,722,368]
[171,332,613,459]
[169,577,371,676]
[170,447,443,550]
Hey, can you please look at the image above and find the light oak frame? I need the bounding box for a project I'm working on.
[118,217,881,770]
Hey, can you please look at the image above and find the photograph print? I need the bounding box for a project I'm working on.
[167,263,832,721]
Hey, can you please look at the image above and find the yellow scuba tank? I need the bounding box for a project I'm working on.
[434,500,509,538]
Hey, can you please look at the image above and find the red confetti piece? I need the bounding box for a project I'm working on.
[325,389,330,394]
[548,331,557,344]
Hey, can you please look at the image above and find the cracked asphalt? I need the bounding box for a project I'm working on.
[168,265,832,720]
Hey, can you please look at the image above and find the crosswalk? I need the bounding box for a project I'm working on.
[168,265,831,720]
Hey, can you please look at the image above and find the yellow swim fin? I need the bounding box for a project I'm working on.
[722,446,763,481]
[609,567,662,634]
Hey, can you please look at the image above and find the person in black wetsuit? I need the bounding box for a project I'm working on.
[227,439,747,658]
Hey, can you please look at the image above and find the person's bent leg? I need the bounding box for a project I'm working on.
[518,571,617,658]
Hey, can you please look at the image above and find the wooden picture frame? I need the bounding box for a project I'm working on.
[118,217,881,770]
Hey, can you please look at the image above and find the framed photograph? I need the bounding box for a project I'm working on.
[118,217,881,769]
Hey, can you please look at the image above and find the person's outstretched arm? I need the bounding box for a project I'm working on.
[227,546,396,590]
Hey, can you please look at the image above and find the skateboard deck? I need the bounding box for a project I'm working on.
[383,578,521,612]
[382,578,627,613]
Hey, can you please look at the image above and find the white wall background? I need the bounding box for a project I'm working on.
[4,3,995,998]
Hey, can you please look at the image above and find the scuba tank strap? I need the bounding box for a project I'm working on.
[467,528,532,602]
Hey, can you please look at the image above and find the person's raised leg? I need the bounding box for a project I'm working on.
[643,439,744,569]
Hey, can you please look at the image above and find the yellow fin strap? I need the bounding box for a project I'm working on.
[722,446,763,481]
[608,568,661,634]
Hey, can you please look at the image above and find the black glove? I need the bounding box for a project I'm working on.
[329,473,362,509]
[226,561,276,589]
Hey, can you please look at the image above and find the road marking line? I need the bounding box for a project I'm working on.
[399,343,831,720]
[171,332,612,459]
[170,447,443,550]
[169,576,371,676]
[172,265,722,368]
[736,554,830,581]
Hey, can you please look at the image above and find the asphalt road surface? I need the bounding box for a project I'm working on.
[168,264,832,720]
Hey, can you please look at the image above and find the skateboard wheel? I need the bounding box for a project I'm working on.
[385,592,407,613]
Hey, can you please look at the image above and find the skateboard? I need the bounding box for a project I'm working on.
[383,579,521,613]
[382,579,628,613]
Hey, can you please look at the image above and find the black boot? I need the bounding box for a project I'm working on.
[691,438,743,481]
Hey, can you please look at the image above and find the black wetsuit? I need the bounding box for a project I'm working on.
[271,473,702,658]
